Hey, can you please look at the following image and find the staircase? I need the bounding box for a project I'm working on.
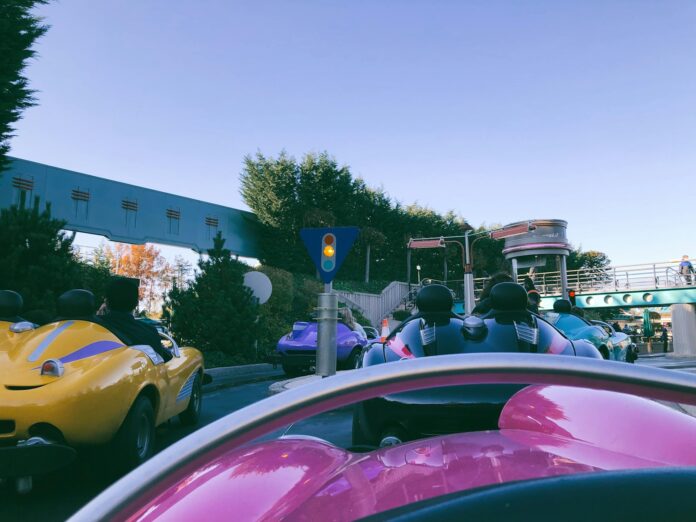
[335,282,411,327]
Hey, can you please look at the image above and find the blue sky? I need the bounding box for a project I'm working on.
[10,0,696,267]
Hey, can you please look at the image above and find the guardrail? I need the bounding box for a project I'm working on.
[422,260,695,300]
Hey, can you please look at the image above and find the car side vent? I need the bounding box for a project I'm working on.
[0,420,16,434]
[514,321,539,345]
[4,384,46,391]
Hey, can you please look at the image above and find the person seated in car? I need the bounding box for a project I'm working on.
[340,307,367,338]
[472,272,513,316]
[101,278,172,362]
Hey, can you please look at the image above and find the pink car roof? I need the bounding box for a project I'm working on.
[125,384,696,521]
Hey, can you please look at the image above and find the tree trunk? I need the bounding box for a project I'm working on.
[364,243,371,283]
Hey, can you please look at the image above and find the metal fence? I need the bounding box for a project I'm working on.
[336,281,411,326]
[421,260,694,301]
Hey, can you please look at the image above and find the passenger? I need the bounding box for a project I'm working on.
[339,307,367,338]
[679,255,694,285]
[101,278,172,362]
[523,277,541,314]
[571,306,585,318]
[472,272,513,315]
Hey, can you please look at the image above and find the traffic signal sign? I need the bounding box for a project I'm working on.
[300,227,360,284]
[568,289,577,305]
[321,233,336,272]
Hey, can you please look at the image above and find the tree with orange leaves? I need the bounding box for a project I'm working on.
[103,243,170,313]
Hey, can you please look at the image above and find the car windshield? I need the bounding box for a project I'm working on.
[544,312,589,335]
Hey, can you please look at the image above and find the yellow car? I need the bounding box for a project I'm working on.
[0,290,206,493]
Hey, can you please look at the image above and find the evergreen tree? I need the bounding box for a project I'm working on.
[0,0,49,173]
[166,233,259,362]
[0,195,110,314]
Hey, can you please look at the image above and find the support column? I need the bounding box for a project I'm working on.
[672,304,696,357]
[316,286,338,377]
[560,255,569,300]
[511,258,518,283]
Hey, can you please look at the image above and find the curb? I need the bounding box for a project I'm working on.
[268,370,352,395]
[203,363,284,393]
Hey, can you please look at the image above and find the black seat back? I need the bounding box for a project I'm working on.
[56,289,96,320]
[0,290,23,322]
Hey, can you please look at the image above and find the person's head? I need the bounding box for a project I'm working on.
[683,255,690,261]
[340,307,355,328]
[106,277,140,312]
[480,272,513,299]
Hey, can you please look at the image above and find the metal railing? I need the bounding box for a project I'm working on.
[422,260,695,299]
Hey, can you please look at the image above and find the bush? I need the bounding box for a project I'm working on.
[333,279,392,295]
[392,309,411,321]
[166,233,259,362]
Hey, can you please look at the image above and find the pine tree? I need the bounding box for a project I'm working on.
[0,0,49,173]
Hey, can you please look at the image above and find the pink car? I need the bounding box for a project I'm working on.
[71,354,696,521]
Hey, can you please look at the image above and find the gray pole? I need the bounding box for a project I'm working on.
[511,258,518,283]
[365,243,371,284]
[560,255,569,300]
[316,282,338,377]
[464,231,475,315]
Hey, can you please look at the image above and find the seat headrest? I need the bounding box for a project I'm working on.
[57,289,96,318]
[553,299,572,313]
[0,290,23,319]
[416,284,453,314]
[489,282,528,311]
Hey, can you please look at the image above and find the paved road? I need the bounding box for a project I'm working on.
[0,378,353,522]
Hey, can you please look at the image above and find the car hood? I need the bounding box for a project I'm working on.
[127,384,696,521]
[0,320,125,386]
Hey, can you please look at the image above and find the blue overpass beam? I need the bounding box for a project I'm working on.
[0,158,260,257]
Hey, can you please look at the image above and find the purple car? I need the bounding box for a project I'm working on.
[72,353,696,521]
[276,321,369,375]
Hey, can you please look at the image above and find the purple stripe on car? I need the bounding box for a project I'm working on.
[60,340,124,364]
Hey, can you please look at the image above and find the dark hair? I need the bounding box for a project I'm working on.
[522,276,536,292]
[106,277,139,312]
[480,272,513,300]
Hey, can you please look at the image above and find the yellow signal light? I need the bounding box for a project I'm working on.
[323,245,335,257]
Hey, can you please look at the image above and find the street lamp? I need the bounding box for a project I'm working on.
[407,221,536,315]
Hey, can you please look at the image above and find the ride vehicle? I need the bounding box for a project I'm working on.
[0,289,206,493]
[353,283,603,447]
[544,300,638,362]
[70,352,696,522]
[276,318,369,376]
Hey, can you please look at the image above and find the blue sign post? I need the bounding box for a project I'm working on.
[300,226,359,377]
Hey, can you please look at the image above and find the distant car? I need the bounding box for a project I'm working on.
[544,310,637,362]
[363,326,379,340]
[354,283,603,447]
[276,320,369,376]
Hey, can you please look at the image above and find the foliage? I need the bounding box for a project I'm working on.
[165,233,259,362]
[392,309,411,321]
[240,151,477,283]
[0,0,49,173]
[102,242,170,312]
[0,195,111,315]
[333,279,392,294]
